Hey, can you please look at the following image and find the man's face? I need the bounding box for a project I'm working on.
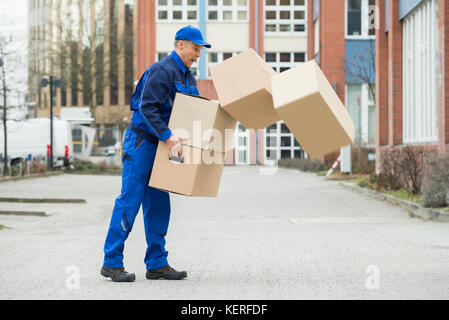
[177,40,203,68]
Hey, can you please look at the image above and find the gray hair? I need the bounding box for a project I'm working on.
[174,39,192,49]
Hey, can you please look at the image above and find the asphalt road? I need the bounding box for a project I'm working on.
[1,166,449,300]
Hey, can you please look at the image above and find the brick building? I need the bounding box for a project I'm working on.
[307,0,377,168]
[28,0,309,165]
[375,0,447,169]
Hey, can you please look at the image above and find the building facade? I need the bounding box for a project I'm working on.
[142,0,308,165]
[28,0,137,126]
[375,0,448,169]
[28,0,308,164]
[308,0,377,167]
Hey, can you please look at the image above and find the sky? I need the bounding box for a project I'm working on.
[0,0,27,19]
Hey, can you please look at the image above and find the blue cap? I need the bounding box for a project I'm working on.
[175,25,211,48]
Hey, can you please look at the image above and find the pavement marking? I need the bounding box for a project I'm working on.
[0,197,86,204]
[289,217,404,224]
[0,210,48,217]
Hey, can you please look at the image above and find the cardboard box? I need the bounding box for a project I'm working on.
[149,143,226,197]
[210,48,280,130]
[149,93,236,197]
[167,93,237,153]
[271,60,355,159]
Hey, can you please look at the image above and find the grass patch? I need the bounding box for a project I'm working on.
[0,225,11,230]
[334,174,425,205]
[381,189,422,204]
[326,171,371,183]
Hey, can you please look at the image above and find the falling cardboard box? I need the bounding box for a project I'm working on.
[210,48,280,130]
[271,59,355,159]
[149,93,237,197]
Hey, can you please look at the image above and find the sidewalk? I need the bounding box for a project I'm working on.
[2,168,449,299]
[336,180,449,223]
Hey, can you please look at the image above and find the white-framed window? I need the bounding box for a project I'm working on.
[156,0,199,21]
[156,52,199,77]
[264,0,307,34]
[207,0,249,22]
[345,0,376,38]
[206,51,239,78]
[265,52,306,73]
[265,121,304,161]
[403,0,438,144]
[234,122,250,164]
[346,83,376,146]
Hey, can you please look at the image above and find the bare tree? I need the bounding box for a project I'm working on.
[0,45,7,175]
[346,39,376,102]
[29,0,131,124]
[1,35,27,175]
[344,39,376,170]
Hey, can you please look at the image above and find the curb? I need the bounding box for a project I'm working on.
[337,181,449,222]
[65,171,122,176]
[0,197,86,204]
[0,171,64,183]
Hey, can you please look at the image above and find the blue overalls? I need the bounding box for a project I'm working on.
[103,51,200,270]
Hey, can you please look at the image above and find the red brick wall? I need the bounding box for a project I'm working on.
[307,0,315,61]
[197,80,218,100]
[319,0,345,103]
[375,0,389,172]
[438,0,449,155]
[387,0,403,146]
[249,0,264,56]
[137,0,156,76]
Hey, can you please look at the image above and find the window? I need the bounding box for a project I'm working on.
[207,0,249,22]
[157,0,199,21]
[346,0,377,37]
[265,52,306,73]
[265,121,304,161]
[403,0,438,144]
[207,52,239,78]
[347,0,361,36]
[234,123,250,164]
[346,83,376,146]
[264,0,306,33]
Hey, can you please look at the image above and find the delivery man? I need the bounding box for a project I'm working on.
[100,25,211,282]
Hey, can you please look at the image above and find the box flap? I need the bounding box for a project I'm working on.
[222,88,280,130]
[272,60,320,109]
[272,60,355,159]
[210,48,276,108]
[168,93,237,152]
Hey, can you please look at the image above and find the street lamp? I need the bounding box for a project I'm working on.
[41,76,61,171]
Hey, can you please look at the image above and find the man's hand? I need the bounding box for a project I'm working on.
[166,135,186,158]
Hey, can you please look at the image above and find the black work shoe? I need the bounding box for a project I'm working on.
[146,265,187,280]
[101,266,136,282]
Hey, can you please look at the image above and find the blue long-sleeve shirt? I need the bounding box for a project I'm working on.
[129,50,200,142]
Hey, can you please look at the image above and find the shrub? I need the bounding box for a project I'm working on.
[97,161,108,172]
[30,160,47,174]
[72,159,97,171]
[421,155,449,208]
[377,146,431,194]
[278,158,326,172]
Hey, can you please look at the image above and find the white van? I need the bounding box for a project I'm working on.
[0,118,74,168]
